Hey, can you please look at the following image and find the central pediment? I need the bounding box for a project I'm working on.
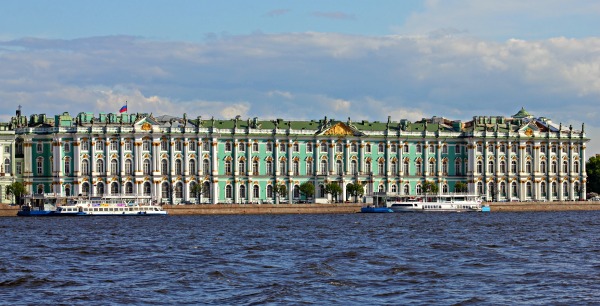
[321,122,357,136]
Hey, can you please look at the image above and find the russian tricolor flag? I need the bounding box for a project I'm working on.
[119,103,127,113]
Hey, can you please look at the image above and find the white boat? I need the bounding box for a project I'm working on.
[61,195,168,216]
[386,193,483,212]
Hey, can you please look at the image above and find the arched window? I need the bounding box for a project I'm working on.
[82,182,90,196]
[143,159,151,175]
[574,161,580,173]
[525,161,531,173]
[365,160,372,174]
[391,161,397,175]
[378,143,385,153]
[175,159,182,175]
[161,159,168,175]
[320,160,328,174]
[253,160,259,175]
[378,185,385,192]
[225,185,233,199]
[336,160,343,175]
[551,182,557,196]
[391,184,397,193]
[319,184,325,198]
[37,184,44,194]
[111,182,119,194]
[511,160,518,173]
[252,142,259,152]
[189,159,196,174]
[267,185,273,198]
[266,161,273,175]
[97,182,105,195]
[416,184,422,194]
[97,159,105,173]
[511,182,518,197]
[562,161,568,173]
[551,161,557,173]
[351,143,358,152]
[161,182,170,199]
[488,161,494,173]
[293,160,300,176]
[477,160,483,173]
[293,185,300,198]
[126,182,134,195]
[540,161,546,173]
[64,185,71,197]
[203,181,210,198]
[351,160,358,175]
[225,160,232,175]
[455,159,461,175]
[563,181,569,197]
[125,159,133,175]
[441,160,448,175]
[111,159,119,174]
[203,159,210,173]
[429,160,435,174]
[442,184,448,194]
[499,160,506,173]
[239,160,246,175]
[404,160,410,175]
[526,182,532,197]
[82,159,89,175]
[143,182,151,196]
[336,143,343,153]
[403,184,410,195]
[541,182,547,197]
[378,160,384,175]
[3,158,10,174]
[253,185,259,198]
[64,157,71,174]
[477,182,484,195]
[415,160,422,175]
[239,185,246,199]
[500,182,506,197]
[279,160,286,174]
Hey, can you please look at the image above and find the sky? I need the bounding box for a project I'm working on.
[1,1,600,154]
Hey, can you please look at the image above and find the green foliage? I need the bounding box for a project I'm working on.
[299,181,315,199]
[273,183,287,204]
[5,182,26,204]
[422,181,438,194]
[454,181,468,193]
[190,183,204,201]
[587,155,600,193]
[346,183,364,202]
[324,182,343,202]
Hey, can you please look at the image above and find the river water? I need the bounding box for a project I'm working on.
[1,212,599,305]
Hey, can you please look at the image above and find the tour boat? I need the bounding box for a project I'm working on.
[386,194,483,212]
[17,194,167,216]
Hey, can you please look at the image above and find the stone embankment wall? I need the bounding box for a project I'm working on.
[163,203,363,215]
[488,201,600,212]
[0,205,19,217]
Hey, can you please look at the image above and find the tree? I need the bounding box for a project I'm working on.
[324,182,343,203]
[586,155,600,193]
[346,183,364,202]
[299,181,315,201]
[422,181,438,195]
[454,181,468,193]
[273,183,287,204]
[5,182,26,205]
[190,182,204,204]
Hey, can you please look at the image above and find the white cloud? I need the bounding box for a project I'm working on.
[1,33,600,155]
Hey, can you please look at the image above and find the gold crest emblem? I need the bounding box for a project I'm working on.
[141,122,152,131]
[525,129,533,136]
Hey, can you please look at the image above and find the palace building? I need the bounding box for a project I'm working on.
[7,107,589,203]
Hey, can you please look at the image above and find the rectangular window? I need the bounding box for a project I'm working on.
[429,145,435,153]
[125,140,132,151]
[365,144,371,153]
[110,141,118,151]
[279,143,286,152]
[37,143,43,153]
[252,142,259,152]
[239,143,246,152]
[3,146,9,153]
[293,143,299,152]
[95,141,103,151]
[16,162,22,175]
[455,144,460,154]
[161,140,168,151]
[37,159,43,174]
[143,140,150,151]
[203,141,210,151]
[306,143,312,153]
[321,143,327,153]
[540,145,546,154]
[441,145,447,154]
[81,141,89,151]
[477,144,482,153]
[189,141,196,151]
[64,160,70,174]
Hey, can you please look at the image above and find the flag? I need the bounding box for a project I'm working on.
[119,104,127,113]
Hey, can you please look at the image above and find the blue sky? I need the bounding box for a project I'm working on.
[1,1,600,153]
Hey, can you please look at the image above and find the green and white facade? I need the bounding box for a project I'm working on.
[8,107,589,203]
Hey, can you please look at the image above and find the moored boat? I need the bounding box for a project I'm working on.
[17,194,167,216]
[387,193,483,212]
